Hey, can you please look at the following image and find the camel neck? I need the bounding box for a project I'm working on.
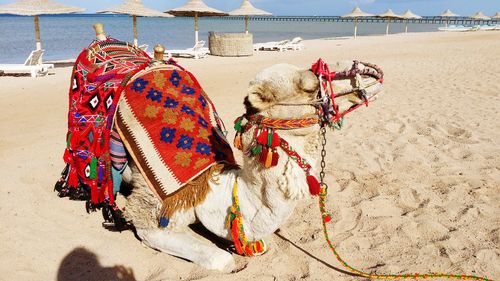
[235,129,321,240]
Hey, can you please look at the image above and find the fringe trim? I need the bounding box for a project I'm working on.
[159,163,238,220]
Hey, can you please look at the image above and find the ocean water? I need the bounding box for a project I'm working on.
[0,14,441,63]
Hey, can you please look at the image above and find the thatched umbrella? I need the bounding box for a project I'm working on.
[0,0,84,51]
[229,0,272,34]
[470,11,491,21]
[98,0,173,47]
[341,7,373,39]
[377,9,403,35]
[400,9,422,34]
[440,9,459,28]
[492,12,500,19]
[167,0,228,45]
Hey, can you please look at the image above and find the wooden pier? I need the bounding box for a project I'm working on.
[210,16,499,25]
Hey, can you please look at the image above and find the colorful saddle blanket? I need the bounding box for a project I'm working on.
[59,38,151,205]
[115,65,235,200]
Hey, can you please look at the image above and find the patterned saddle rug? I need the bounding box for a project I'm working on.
[115,64,235,206]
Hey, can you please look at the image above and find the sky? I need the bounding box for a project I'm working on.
[0,0,499,16]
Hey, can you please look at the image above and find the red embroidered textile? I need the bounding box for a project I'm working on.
[62,38,151,204]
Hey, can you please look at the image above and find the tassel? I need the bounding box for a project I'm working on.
[68,167,79,188]
[234,117,243,132]
[231,219,243,255]
[90,181,99,204]
[271,132,280,148]
[306,175,321,196]
[233,133,242,150]
[267,129,273,147]
[244,245,254,257]
[271,150,279,166]
[259,148,268,164]
[257,130,268,145]
[256,241,263,253]
[251,144,262,156]
[323,214,332,223]
[107,181,115,205]
[264,148,273,168]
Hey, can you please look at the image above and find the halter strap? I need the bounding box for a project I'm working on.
[246,114,319,130]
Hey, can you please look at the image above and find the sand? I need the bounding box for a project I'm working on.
[0,31,499,281]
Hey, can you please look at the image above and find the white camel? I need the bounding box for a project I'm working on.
[118,59,383,271]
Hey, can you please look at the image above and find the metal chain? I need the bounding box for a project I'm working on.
[319,124,327,184]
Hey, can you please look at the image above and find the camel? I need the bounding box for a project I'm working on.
[116,50,384,271]
[53,24,383,272]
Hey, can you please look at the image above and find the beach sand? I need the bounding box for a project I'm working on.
[0,31,499,281]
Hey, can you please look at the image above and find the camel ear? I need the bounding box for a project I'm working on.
[246,81,275,112]
[298,70,319,94]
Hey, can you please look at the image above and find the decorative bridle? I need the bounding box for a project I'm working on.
[227,58,380,256]
[226,59,492,281]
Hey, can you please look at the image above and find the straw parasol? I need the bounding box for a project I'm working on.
[377,9,403,35]
[0,0,84,51]
[492,12,500,19]
[400,9,422,34]
[229,0,272,34]
[440,9,459,28]
[98,0,173,47]
[341,7,373,39]
[167,0,228,44]
[470,11,491,21]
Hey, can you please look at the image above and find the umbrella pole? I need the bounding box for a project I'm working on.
[34,15,42,51]
[245,15,249,34]
[386,20,390,35]
[354,18,358,39]
[133,15,138,47]
[405,20,408,34]
[195,13,199,44]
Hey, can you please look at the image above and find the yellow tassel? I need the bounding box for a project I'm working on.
[264,148,273,168]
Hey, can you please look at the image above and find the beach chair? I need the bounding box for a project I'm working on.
[138,44,149,52]
[0,49,54,77]
[285,37,304,51]
[166,41,209,59]
[253,40,290,52]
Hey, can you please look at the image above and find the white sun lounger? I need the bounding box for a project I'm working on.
[285,37,304,51]
[166,41,209,59]
[0,49,54,77]
[253,40,290,52]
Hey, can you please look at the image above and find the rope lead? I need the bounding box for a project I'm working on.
[318,187,493,281]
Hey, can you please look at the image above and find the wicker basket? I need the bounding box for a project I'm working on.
[209,32,253,57]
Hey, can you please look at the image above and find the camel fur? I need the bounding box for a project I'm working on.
[120,62,381,272]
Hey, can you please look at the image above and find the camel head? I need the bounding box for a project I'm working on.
[243,62,383,121]
[238,62,383,200]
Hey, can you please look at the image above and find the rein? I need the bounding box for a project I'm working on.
[226,58,493,281]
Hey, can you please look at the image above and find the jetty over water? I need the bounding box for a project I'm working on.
[215,16,499,25]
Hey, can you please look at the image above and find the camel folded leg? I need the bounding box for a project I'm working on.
[136,228,235,272]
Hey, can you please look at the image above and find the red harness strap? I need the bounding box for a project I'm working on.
[311,58,376,125]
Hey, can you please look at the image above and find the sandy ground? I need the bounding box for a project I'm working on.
[0,31,499,281]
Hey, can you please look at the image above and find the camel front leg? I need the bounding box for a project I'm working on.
[136,228,236,272]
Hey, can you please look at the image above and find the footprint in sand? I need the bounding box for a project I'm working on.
[384,119,406,134]
[444,124,478,144]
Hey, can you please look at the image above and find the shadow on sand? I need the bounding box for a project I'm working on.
[57,247,137,281]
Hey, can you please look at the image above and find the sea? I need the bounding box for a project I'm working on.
[0,14,441,64]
